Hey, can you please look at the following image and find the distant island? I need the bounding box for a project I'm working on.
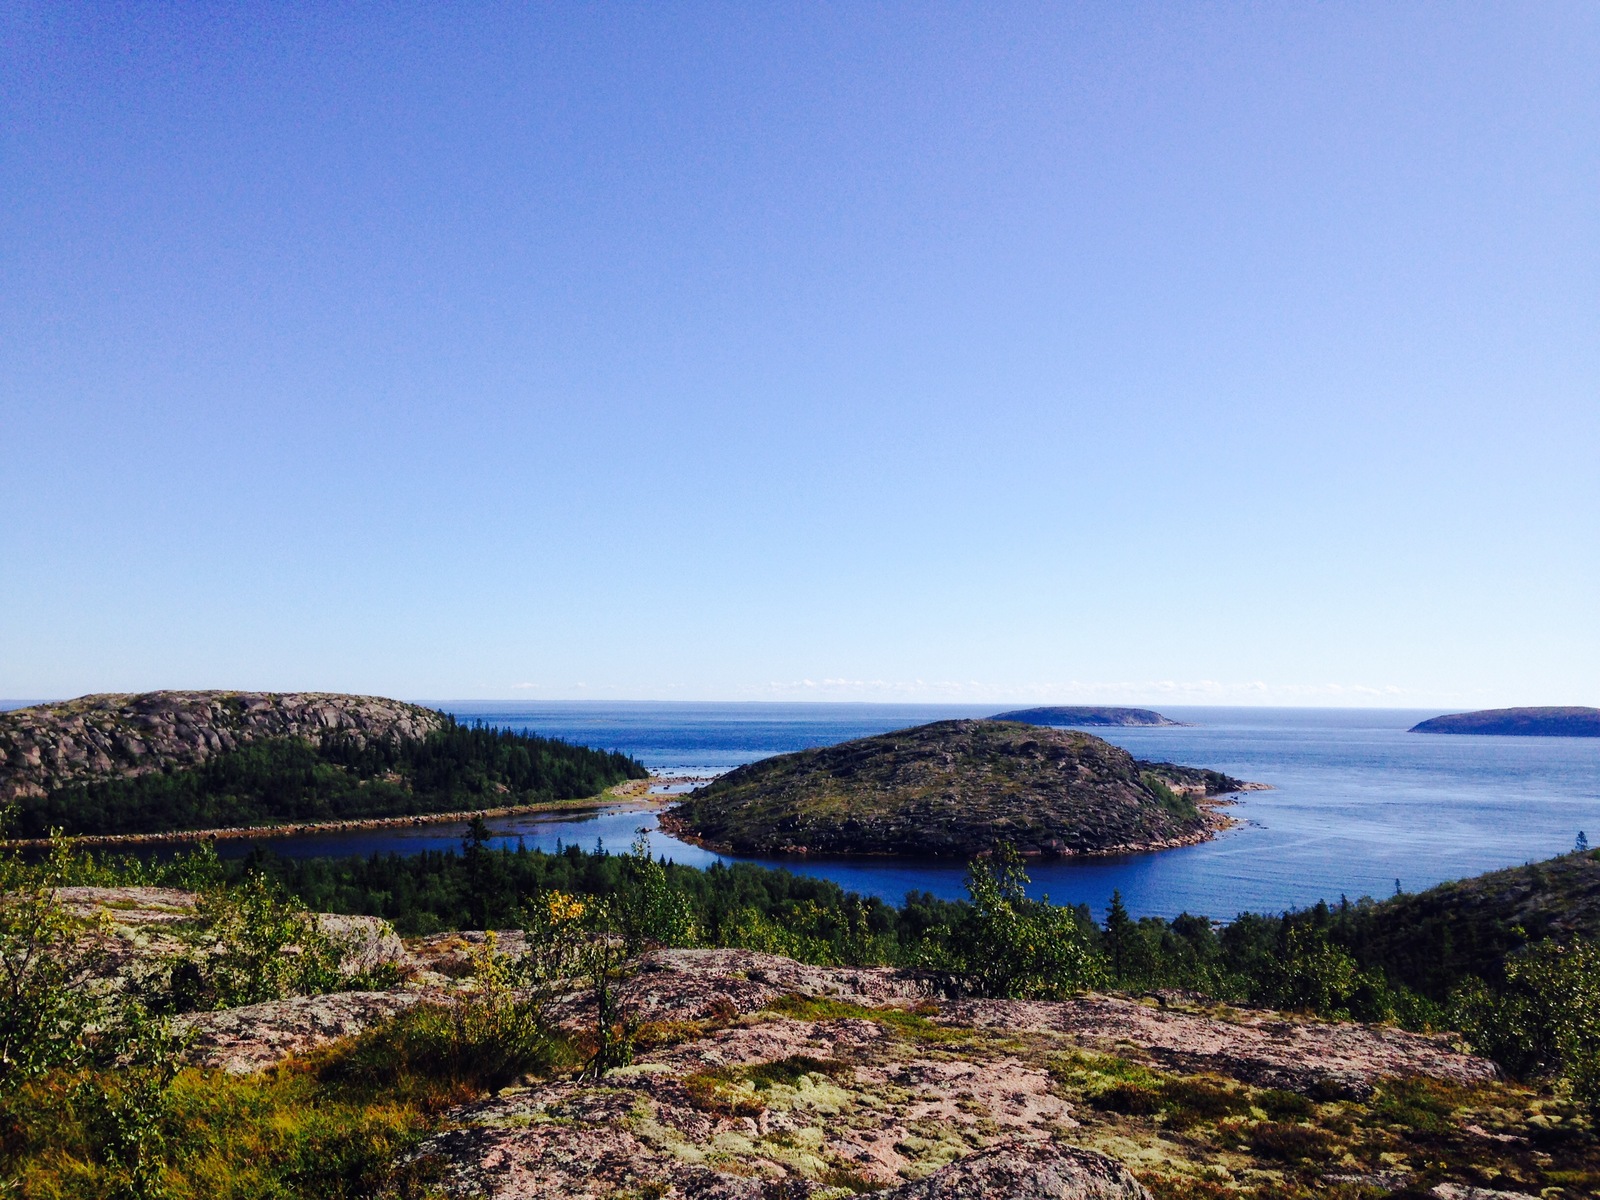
[662,718,1257,859]
[1409,706,1600,737]
[0,690,646,838]
[990,705,1183,727]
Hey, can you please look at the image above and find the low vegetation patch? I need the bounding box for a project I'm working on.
[1,1063,444,1200]
[762,995,969,1043]
[681,1068,767,1118]
[313,999,576,1112]
[1043,1046,1600,1199]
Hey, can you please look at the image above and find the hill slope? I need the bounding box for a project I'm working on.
[1410,706,1600,736]
[0,691,646,838]
[0,691,446,802]
[663,719,1249,858]
[1315,849,1600,999]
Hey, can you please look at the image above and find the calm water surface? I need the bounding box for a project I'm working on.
[220,703,1600,921]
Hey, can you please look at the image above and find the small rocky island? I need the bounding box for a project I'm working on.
[1409,706,1600,737]
[662,719,1255,859]
[991,705,1183,727]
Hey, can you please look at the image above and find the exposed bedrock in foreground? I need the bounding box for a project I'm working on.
[69,888,1538,1200]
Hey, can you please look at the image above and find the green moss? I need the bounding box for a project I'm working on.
[746,1055,855,1089]
[1364,1078,1464,1134]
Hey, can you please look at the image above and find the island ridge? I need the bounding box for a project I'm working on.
[663,718,1254,859]
[1409,706,1600,737]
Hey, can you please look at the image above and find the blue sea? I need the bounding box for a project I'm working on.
[209,703,1600,922]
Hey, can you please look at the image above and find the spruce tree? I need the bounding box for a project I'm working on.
[1105,890,1134,985]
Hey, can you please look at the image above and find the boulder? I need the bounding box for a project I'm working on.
[877,1141,1151,1199]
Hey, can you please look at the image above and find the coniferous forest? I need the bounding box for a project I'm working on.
[13,721,647,838]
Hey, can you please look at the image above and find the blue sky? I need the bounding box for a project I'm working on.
[3,3,1596,706]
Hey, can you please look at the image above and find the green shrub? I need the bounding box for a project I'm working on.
[1093,1081,1164,1115]
[1246,1120,1337,1162]
[614,832,697,953]
[924,844,1107,998]
[682,1068,766,1117]
[316,997,569,1112]
[1,1064,440,1200]
[1452,939,1600,1119]
[178,874,350,1010]
[745,1055,854,1089]
[1256,1088,1315,1121]
[1365,1078,1460,1134]
[0,838,110,1091]
[1159,1078,1252,1123]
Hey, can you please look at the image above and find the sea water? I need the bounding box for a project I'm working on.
[216,703,1599,921]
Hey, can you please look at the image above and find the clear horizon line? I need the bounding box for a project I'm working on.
[422,697,1465,711]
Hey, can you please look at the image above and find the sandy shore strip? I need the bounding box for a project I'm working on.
[1,774,715,851]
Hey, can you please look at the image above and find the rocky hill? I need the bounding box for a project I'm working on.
[0,691,644,838]
[0,690,445,803]
[663,719,1252,859]
[1409,706,1600,736]
[992,706,1183,727]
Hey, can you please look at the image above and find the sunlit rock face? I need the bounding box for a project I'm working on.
[55,890,1515,1199]
[0,690,447,802]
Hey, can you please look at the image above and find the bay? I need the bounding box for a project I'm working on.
[218,703,1600,921]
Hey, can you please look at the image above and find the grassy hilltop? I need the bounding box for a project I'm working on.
[664,718,1249,858]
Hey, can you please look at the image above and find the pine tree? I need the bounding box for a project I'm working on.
[1105,890,1134,984]
[463,816,493,929]
[1578,831,1590,854]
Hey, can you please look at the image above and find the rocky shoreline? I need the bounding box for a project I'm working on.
[666,720,1264,860]
[657,793,1245,860]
